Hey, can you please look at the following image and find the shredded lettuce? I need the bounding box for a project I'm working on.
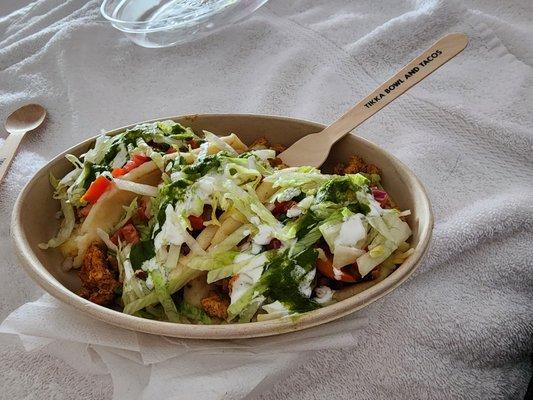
[150,269,181,323]
[176,301,213,324]
[38,199,75,249]
[114,197,138,231]
[44,119,414,324]
[238,295,266,323]
[264,166,330,193]
[83,135,116,165]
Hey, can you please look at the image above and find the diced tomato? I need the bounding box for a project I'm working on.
[188,215,204,231]
[112,154,151,178]
[189,139,199,149]
[82,176,112,204]
[121,223,140,244]
[136,198,150,222]
[110,231,120,245]
[166,147,177,154]
[267,238,282,249]
[110,223,140,245]
[371,186,389,207]
[111,167,126,178]
[272,200,297,216]
[316,256,360,283]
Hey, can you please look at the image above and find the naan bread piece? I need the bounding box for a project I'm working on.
[61,161,162,267]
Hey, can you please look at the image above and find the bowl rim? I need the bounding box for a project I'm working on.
[11,113,433,339]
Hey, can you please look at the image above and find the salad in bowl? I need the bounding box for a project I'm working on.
[40,120,413,324]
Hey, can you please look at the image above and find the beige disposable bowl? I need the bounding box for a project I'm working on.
[11,114,433,339]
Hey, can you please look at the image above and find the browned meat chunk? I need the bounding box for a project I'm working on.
[268,157,288,168]
[200,291,229,319]
[270,143,286,154]
[250,137,286,155]
[333,155,381,176]
[78,243,119,306]
[220,278,231,294]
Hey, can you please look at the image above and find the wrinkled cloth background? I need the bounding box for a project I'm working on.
[1,0,532,399]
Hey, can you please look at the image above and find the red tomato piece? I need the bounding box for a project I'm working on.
[112,154,151,177]
[267,238,282,249]
[189,139,199,149]
[188,215,204,231]
[136,198,150,222]
[120,223,140,244]
[111,168,126,178]
[110,231,120,245]
[82,176,112,204]
[371,186,389,207]
[272,200,297,216]
[110,223,140,245]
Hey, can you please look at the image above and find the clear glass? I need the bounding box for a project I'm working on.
[101,0,270,48]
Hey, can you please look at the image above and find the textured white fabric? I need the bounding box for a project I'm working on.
[0,0,532,399]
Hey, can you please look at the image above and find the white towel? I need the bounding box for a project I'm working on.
[0,0,532,399]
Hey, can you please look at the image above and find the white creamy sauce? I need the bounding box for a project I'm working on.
[277,187,301,202]
[253,224,274,245]
[314,286,334,304]
[286,206,302,218]
[154,205,187,249]
[298,269,316,298]
[335,214,366,248]
[230,263,264,304]
[198,142,210,157]
[141,258,158,272]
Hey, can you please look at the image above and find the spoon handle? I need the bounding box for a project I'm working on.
[0,131,26,183]
[321,32,469,144]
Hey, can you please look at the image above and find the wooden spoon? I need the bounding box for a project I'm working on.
[279,33,468,167]
[0,104,47,183]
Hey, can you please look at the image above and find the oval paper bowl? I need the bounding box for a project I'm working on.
[11,114,433,339]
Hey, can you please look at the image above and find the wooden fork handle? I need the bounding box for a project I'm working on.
[0,131,26,183]
[322,32,469,144]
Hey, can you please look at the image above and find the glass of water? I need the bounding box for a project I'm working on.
[101,0,270,48]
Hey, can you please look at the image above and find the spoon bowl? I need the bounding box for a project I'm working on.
[5,104,47,134]
[1,104,47,183]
